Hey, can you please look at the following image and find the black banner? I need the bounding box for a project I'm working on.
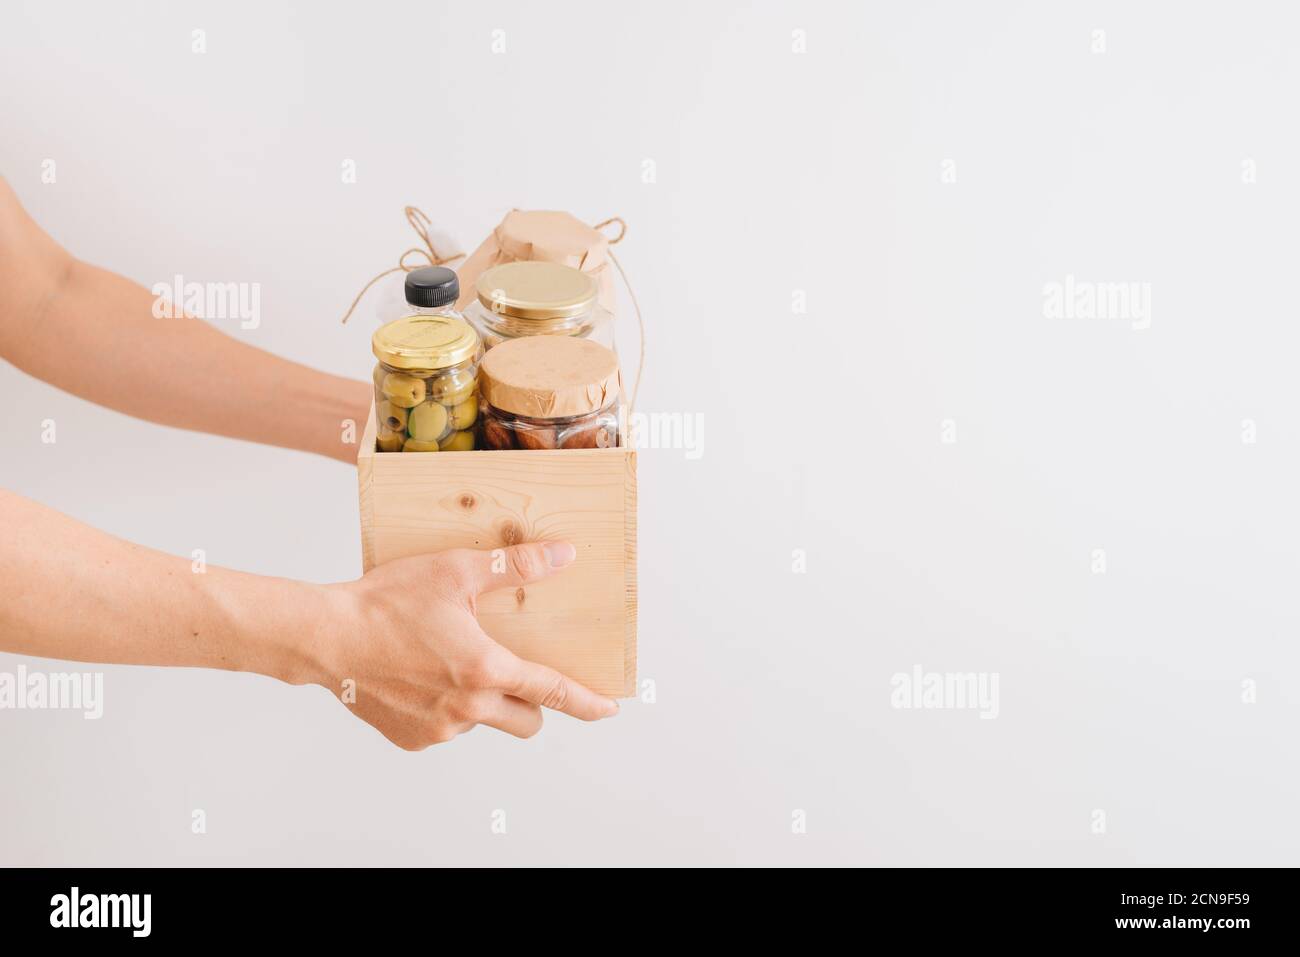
[0,866,1282,943]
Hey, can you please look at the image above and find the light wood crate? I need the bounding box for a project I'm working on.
[357,401,637,697]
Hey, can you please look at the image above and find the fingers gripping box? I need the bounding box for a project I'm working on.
[357,404,637,697]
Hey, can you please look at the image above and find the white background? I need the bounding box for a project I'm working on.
[2,0,1297,865]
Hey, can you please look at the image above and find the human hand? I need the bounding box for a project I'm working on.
[315,541,619,749]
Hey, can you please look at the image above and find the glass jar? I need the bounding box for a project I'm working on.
[371,314,482,452]
[464,261,615,352]
[478,335,621,451]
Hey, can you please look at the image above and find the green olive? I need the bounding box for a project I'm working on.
[407,401,449,442]
[382,373,426,409]
[376,427,405,453]
[429,370,476,405]
[448,395,478,431]
[439,429,474,452]
[402,438,441,452]
[377,400,408,433]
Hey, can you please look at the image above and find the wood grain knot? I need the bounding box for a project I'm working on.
[515,587,526,605]
[499,521,522,546]
[459,493,476,510]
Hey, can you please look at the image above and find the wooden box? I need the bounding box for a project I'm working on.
[356,402,637,697]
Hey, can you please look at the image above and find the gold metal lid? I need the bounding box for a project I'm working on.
[476,261,597,321]
[372,315,479,371]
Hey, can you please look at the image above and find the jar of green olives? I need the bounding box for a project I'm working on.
[464,261,616,352]
[372,314,482,452]
[479,335,621,451]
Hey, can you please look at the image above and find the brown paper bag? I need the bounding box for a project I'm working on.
[454,209,622,317]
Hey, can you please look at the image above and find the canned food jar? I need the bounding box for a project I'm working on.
[464,261,615,352]
[371,314,482,452]
[478,335,621,451]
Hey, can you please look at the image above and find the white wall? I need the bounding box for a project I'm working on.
[1,0,1296,865]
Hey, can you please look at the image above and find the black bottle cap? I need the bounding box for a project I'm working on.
[404,266,460,309]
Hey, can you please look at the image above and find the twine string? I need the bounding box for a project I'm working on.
[592,217,644,411]
[593,216,628,245]
[606,248,645,415]
[340,207,464,324]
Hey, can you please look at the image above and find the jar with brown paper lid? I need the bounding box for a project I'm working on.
[371,314,482,452]
[478,335,621,451]
[464,261,616,352]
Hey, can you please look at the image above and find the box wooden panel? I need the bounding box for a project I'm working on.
[357,402,637,697]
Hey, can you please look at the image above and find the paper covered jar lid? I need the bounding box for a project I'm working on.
[479,335,621,419]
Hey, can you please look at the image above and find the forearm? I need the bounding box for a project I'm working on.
[31,262,368,461]
[0,178,370,462]
[0,488,328,684]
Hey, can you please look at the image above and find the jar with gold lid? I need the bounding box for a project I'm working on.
[371,314,482,452]
[463,261,615,352]
[478,335,621,451]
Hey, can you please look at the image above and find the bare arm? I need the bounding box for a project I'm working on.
[0,176,369,463]
[0,178,618,747]
[0,489,617,748]
[0,488,322,679]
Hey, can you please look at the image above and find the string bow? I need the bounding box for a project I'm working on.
[340,207,464,324]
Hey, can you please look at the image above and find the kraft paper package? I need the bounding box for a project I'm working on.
[453,209,623,319]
